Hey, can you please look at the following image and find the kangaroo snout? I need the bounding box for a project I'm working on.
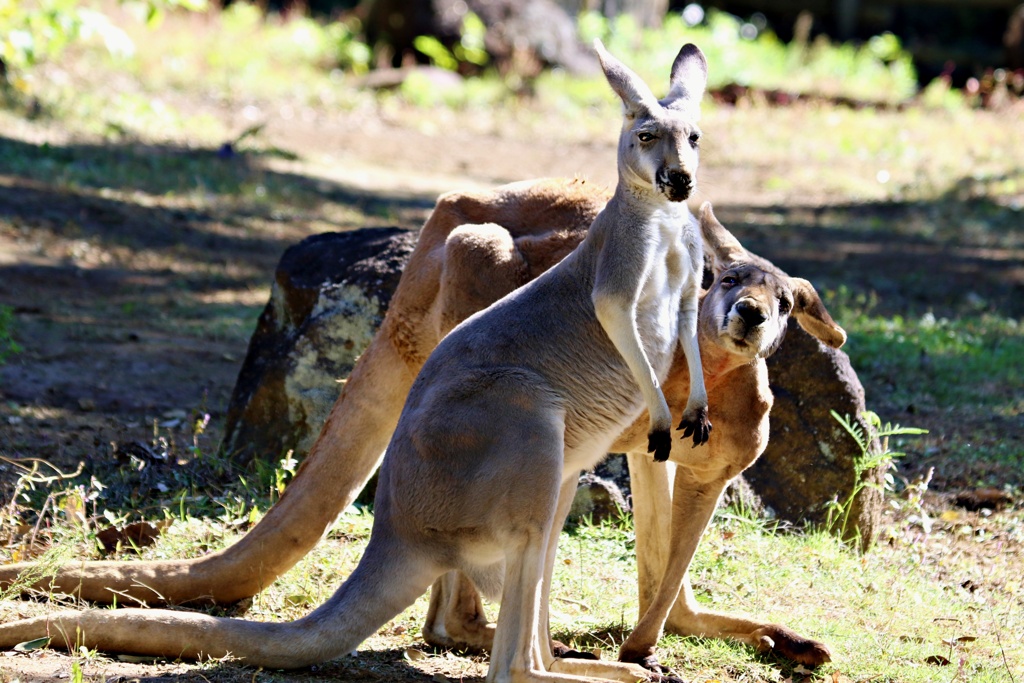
[734,300,767,327]
[656,167,693,202]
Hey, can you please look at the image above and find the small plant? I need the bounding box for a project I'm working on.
[825,409,927,544]
[70,659,84,683]
[0,304,21,364]
[274,451,298,499]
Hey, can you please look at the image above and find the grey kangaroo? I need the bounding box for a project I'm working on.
[0,41,711,683]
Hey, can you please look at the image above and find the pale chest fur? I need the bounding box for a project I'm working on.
[635,205,696,378]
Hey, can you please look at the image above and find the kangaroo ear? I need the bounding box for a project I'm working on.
[698,202,747,275]
[666,43,707,109]
[791,278,847,349]
[594,39,657,116]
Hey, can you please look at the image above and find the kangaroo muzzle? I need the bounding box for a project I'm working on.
[656,167,693,202]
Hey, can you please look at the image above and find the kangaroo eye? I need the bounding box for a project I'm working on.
[779,298,792,314]
[637,131,656,143]
[721,275,737,287]
[688,132,701,147]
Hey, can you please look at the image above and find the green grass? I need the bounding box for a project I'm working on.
[841,311,1022,413]
[0,306,21,365]
[552,510,1024,683]
[825,286,1023,487]
[4,501,1019,682]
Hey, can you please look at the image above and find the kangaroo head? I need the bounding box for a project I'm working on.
[698,203,847,357]
[595,41,708,203]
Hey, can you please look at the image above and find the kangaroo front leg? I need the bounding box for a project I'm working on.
[592,263,674,463]
[675,279,710,449]
[594,295,672,456]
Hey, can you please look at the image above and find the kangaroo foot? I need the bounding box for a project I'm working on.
[550,640,599,660]
[752,624,832,666]
[618,649,680,678]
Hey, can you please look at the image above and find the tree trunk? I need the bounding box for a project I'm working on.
[584,0,668,28]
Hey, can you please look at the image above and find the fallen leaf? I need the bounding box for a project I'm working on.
[924,654,951,666]
[793,665,814,675]
[285,593,313,607]
[14,637,50,652]
[404,647,427,661]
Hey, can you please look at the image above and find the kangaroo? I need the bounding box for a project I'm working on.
[0,42,712,682]
[422,210,842,672]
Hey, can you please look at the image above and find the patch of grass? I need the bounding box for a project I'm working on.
[0,306,21,365]
[1,464,1020,683]
[549,510,1023,683]
[840,310,1022,413]
[6,1,931,142]
[824,286,1022,487]
[0,135,316,207]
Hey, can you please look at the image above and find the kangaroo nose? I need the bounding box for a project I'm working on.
[735,301,767,327]
[667,169,691,193]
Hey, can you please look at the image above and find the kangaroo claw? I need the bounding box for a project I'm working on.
[677,406,711,447]
[647,429,672,462]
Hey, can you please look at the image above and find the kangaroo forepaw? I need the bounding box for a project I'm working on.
[677,406,711,447]
[647,429,672,462]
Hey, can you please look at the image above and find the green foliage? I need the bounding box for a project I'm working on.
[0,0,206,90]
[575,8,918,103]
[329,17,372,74]
[412,11,489,72]
[826,410,927,542]
[0,305,22,364]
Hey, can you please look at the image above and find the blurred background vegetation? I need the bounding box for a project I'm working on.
[3,0,1023,108]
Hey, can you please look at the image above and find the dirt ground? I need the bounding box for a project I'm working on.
[0,95,1021,681]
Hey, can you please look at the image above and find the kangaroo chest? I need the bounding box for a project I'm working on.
[635,209,691,375]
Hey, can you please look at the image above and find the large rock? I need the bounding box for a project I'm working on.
[221,227,417,465]
[223,229,880,540]
[756,322,883,548]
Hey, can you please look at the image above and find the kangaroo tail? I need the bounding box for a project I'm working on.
[0,327,418,607]
[0,534,438,669]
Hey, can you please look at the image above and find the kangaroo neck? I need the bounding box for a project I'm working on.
[697,334,756,388]
[609,181,679,219]
[571,180,685,271]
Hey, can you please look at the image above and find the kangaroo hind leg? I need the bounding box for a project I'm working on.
[423,571,497,652]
